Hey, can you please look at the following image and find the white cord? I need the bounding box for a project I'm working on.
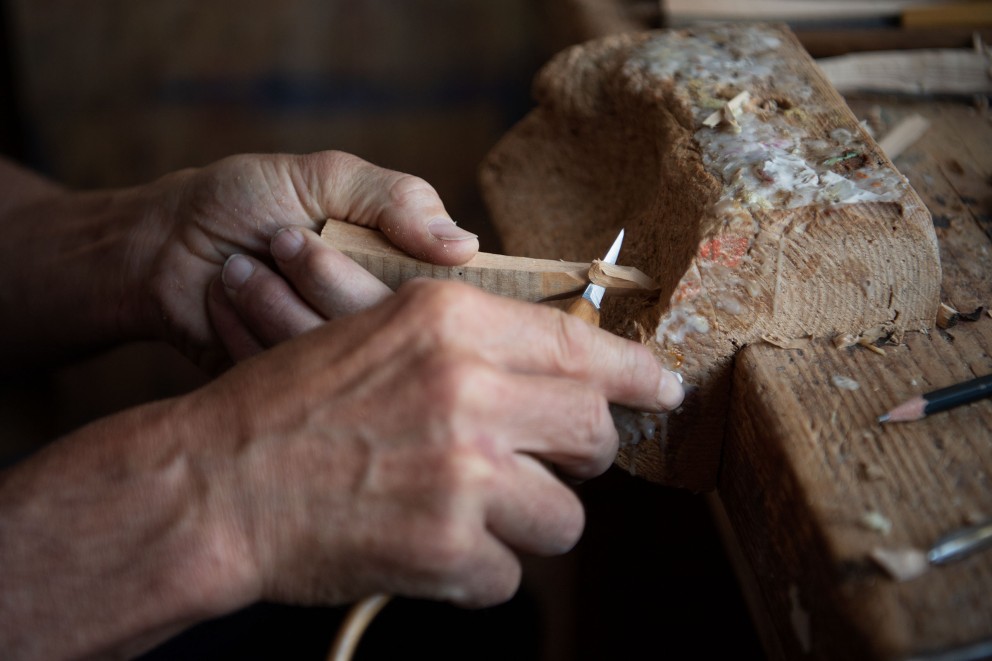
[326,594,392,661]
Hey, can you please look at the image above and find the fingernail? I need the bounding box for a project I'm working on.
[428,217,478,242]
[658,369,686,410]
[271,227,305,261]
[222,255,254,290]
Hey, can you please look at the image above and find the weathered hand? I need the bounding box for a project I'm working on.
[191,280,685,608]
[137,151,477,368]
[205,225,392,362]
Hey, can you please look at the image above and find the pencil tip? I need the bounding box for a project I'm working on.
[877,413,891,424]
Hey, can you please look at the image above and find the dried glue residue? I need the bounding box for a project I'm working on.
[630,25,908,213]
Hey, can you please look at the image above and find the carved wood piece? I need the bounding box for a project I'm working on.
[320,219,658,302]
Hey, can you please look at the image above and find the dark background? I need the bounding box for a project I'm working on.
[0,1,762,658]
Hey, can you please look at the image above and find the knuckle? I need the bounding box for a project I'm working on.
[321,149,364,174]
[483,564,523,606]
[572,393,619,478]
[422,353,477,412]
[553,493,586,552]
[451,556,522,609]
[418,520,476,573]
[237,270,283,315]
[396,279,480,348]
[550,311,594,378]
[388,174,439,208]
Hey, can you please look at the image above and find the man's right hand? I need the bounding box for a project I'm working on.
[194,278,685,608]
[0,276,683,660]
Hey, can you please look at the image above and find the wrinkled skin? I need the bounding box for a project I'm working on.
[0,152,683,659]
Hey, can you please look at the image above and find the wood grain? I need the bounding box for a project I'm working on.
[718,97,992,660]
[320,219,657,302]
[723,329,992,660]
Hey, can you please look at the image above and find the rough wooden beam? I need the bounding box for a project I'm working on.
[479,24,940,489]
[722,331,992,660]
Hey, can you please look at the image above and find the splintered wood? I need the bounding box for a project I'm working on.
[480,24,940,489]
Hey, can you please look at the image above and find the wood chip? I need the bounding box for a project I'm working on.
[834,323,903,352]
[870,547,929,582]
[861,511,893,535]
[937,301,960,329]
[833,332,859,349]
[702,91,750,131]
[857,338,886,356]
[831,375,861,391]
[878,114,931,160]
[960,306,986,322]
[761,334,806,350]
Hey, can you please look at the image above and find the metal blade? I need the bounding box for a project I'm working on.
[581,229,625,310]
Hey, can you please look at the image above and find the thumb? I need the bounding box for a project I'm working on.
[293,151,479,266]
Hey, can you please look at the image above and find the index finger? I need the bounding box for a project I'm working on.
[402,281,684,412]
[533,307,684,412]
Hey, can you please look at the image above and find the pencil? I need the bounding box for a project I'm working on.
[878,373,992,423]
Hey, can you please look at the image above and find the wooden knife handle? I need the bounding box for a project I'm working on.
[565,296,601,327]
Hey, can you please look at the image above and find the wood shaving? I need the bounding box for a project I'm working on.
[857,461,885,482]
[588,260,660,294]
[870,547,929,582]
[937,302,960,329]
[860,511,893,535]
[761,334,806,350]
[858,338,886,356]
[833,332,859,349]
[832,375,861,391]
[960,306,985,322]
[833,323,903,352]
[877,114,930,160]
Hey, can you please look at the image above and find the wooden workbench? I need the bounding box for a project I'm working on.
[716,98,992,661]
[535,4,992,658]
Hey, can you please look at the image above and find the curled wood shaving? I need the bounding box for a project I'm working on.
[833,332,859,350]
[858,338,886,356]
[960,305,985,322]
[588,260,660,294]
[937,302,960,329]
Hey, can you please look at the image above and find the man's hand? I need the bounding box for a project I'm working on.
[0,279,683,659]
[0,152,477,370]
[186,279,685,608]
[140,151,478,367]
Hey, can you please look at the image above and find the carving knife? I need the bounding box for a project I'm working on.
[564,229,624,326]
